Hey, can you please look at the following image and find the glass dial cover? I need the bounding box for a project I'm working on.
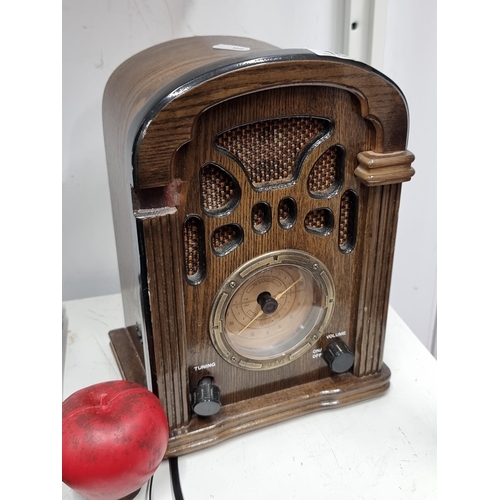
[209,250,335,370]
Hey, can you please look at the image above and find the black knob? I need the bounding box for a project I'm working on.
[257,291,278,314]
[192,377,221,417]
[323,339,354,373]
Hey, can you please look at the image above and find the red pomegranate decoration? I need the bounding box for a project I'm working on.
[62,380,169,500]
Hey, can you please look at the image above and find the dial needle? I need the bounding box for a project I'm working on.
[274,277,302,301]
[236,277,302,336]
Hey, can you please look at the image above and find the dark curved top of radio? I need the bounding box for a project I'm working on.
[103,36,412,191]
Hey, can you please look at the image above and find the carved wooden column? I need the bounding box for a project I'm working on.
[354,150,415,376]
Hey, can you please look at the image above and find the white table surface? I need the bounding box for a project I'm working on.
[62,293,436,500]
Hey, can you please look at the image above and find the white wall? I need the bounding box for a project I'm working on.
[382,0,437,356]
[62,0,436,354]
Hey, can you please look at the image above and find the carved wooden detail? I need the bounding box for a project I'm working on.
[355,150,415,186]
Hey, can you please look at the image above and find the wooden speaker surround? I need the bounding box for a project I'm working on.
[103,36,415,457]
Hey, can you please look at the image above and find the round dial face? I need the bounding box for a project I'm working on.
[210,250,335,370]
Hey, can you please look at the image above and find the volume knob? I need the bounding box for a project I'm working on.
[192,377,221,417]
[323,339,355,373]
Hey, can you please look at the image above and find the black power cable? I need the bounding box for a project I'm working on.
[145,457,184,499]
[146,474,154,500]
[146,457,184,500]
[169,457,185,500]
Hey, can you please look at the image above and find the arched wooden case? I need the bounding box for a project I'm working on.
[103,36,414,457]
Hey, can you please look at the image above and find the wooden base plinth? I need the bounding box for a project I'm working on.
[165,364,390,457]
[109,328,390,458]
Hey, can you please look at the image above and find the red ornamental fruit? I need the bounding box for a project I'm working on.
[62,380,169,500]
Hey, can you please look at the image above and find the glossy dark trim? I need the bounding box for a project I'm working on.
[130,49,407,187]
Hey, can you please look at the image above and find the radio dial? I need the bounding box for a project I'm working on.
[210,250,335,370]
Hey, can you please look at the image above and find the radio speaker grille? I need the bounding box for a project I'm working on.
[304,208,333,235]
[183,216,205,284]
[211,224,243,256]
[216,117,330,190]
[278,197,297,229]
[339,190,358,253]
[200,164,240,216]
[252,202,271,234]
[307,145,344,198]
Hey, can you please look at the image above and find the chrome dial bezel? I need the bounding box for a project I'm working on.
[209,249,335,371]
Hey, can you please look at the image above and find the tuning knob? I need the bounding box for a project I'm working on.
[323,339,355,373]
[192,377,221,417]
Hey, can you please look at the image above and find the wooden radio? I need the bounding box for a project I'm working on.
[103,36,415,457]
